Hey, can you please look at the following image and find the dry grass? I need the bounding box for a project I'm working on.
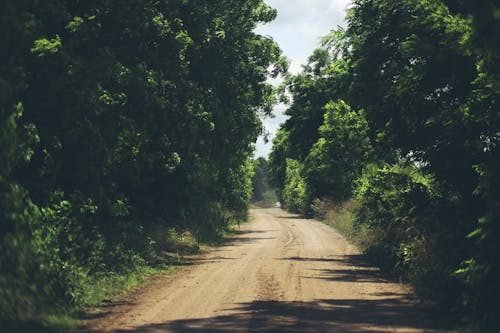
[312,198,376,251]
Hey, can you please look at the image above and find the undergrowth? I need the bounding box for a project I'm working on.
[0,265,167,333]
[311,198,374,250]
[1,217,245,333]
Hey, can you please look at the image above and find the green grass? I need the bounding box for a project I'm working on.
[8,265,174,333]
[2,248,174,332]
[77,265,172,309]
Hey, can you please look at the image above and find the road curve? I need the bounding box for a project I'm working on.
[84,208,448,333]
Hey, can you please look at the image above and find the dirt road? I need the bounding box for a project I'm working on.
[84,208,448,333]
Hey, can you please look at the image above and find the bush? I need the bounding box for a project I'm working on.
[282,159,311,214]
[354,163,467,303]
[304,100,372,201]
[312,199,366,243]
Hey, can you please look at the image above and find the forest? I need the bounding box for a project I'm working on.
[0,0,499,332]
[0,0,285,330]
[269,0,499,331]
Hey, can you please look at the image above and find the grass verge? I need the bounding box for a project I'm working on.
[1,264,170,333]
[312,199,376,251]
[3,213,251,333]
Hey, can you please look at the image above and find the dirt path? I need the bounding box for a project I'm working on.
[83,208,449,333]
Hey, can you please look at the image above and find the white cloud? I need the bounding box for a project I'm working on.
[254,0,351,157]
[256,0,350,75]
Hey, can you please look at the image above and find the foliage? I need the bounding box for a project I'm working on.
[281,159,310,214]
[251,157,277,207]
[345,0,499,329]
[311,199,369,248]
[268,31,365,213]
[269,0,500,330]
[305,100,372,201]
[268,128,291,201]
[442,2,500,329]
[252,157,272,202]
[354,163,467,301]
[0,0,282,328]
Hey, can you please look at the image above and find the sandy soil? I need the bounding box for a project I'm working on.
[82,208,450,333]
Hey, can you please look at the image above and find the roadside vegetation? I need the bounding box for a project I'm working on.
[269,1,500,331]
[0,1,285,331]
[251,157,278,208]
[2,1,499,332]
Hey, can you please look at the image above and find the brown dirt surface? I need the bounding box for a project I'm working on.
[80,208,451,333]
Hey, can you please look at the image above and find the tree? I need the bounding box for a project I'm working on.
[270,1,500,330]
[305,100,372,201]
[0,0,284,325]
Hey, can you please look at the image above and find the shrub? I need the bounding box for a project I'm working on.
[282,159,311,214]
[354,163,467,303]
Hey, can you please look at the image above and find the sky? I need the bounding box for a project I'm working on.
[253,0,352,158]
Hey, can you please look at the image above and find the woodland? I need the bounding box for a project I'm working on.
[1,0,284,329]
[269,0,499,331]
[1,0,499,332]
